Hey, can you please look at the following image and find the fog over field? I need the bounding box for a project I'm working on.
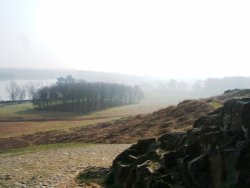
[0,0,250,80]
[0,1,250,105]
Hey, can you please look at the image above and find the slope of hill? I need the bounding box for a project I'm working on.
[73,99,214,143]
[1,89,250,151]
[0,100,214,151]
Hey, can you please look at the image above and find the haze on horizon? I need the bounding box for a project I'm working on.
[0,0,250,79]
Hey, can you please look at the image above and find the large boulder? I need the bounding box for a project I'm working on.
[107,98,250,188]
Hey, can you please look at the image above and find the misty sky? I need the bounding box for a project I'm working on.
[0,0,250,79]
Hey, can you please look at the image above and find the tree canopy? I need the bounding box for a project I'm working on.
[32,75,144,112]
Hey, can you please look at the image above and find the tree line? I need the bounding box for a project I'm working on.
[32,75,144,112]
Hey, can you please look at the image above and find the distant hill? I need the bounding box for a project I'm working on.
[0,68,147,85]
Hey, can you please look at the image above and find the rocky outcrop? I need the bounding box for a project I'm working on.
[216,89,250,103]
[107,98,250,188]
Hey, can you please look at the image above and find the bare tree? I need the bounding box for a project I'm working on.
[18,87,26,100]
[25,83,36,100]
[5,81,21,101]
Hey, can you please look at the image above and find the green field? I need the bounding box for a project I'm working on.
[0,102,89,120]
[0,99,168,120]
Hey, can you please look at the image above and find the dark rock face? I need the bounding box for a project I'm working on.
[107,98,250,188]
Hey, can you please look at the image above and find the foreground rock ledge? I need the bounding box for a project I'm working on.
[107,98,250,188]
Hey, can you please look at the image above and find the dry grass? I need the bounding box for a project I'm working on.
[0,99,215,152]
[0,102,83,120]
[0,100,167,120]
[0,118,116,138]
[0,100,168,139]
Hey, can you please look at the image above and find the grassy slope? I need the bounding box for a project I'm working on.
[0,100,168,138]
[0,99,216,152]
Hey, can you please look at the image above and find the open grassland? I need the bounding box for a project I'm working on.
[0,100,169,121]
[0,102,107,121]
[0,100,168,139]
[0,99,216,152]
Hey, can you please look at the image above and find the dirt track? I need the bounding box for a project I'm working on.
[0,144,130,188]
